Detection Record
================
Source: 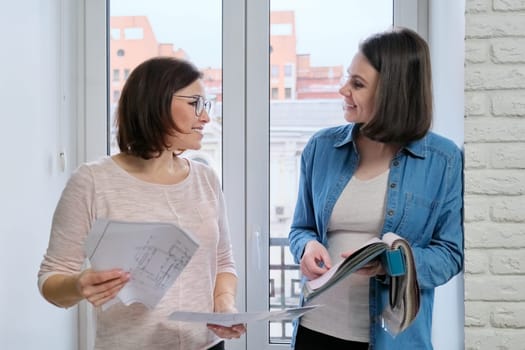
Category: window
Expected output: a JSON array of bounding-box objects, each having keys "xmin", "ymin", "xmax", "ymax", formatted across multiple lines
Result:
[
  {"xmin": 124, "ymin": 27, "xmax": 143, "ymax": 40},
  {"xmin": 267, "ymin": 0, "xmax": 393, "ymax": 343},
  {"xmin": 108, "ymin": 1, "xmax": 223, "ymax": 177},
  {"xmin": 111, "ymin": 28, "xmax": 120, "ymax": 40},
  {"xmin": 112, "ymin": 90, "xmax": 120, "ymax": 103},
  {"xmin": 271, "ymin": 64, "xmax": 280, "ymax": 78},
  {"xmin": 271, "ymin": 23, "xmax": 293, "ymax": 36},
  {"xmin": 284, "ymin": 87, "xmax": 292, "ymax": 99},
  {"xmin": 284, "ymin": 63, "xmax": 293, "ymax": 77},
  {"xmin": 271, "ymin": 87, "xmax": 279, "ymax": 100},
  {"xmin": 83, "ymin": 1, "xmax": 432, "ymax": 350}
]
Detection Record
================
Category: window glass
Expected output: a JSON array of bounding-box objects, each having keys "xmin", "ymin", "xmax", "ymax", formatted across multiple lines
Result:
[
  {"xmin": 109, "ymin": 0, "xmax": 223, "ymax": 178},
  {"xmin": 268, "ymin": 0, "xmax": 393, "ymax": 343}
]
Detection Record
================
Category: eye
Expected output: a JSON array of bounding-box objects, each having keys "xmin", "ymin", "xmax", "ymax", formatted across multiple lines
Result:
[{"xmin": 350, "ymin": 80, "xmax": 365, "ymax": 89}]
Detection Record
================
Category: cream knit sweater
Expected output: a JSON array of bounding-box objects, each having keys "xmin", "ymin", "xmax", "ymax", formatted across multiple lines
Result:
[{"xmin": 38, "ymin": 157, "xmax": 236, "ymax": 349}]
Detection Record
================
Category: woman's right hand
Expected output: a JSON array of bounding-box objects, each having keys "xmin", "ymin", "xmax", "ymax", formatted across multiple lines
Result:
[
  {"xmin": 300, "ymin": 241, "xmax": 332, "ymax": 280},
  {"xmin": 75, "ymin": 269, "xmax": 130, "ymax": 307}
]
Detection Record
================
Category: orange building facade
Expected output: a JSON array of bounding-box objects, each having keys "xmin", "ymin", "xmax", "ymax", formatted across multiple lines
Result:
[
  {"xmin": 109, "ymin": 16, "xmax": 188, "ymax": 104},
  {"xmin": 109, "ymin": 13, "xmax": 343, "ymax": 103}
]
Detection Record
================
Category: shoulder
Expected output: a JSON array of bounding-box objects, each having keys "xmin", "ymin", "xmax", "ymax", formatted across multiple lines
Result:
[
  {"xmin": 66, "ymin": 156, "xmax": 115, "ymax": 189},
  {"xmin": 310, "ymin": 124, "xmax": 352, "ymax": 142},
  {"xmin": 425, "ymin": 132, "xmax": 461, "ymax": 151},
  {"xmin": 189, "ymin": 158, "xmax": 217, "ymax": 176},
  {"xmin": 412, "ymin": 132, "xmax": 463, "ymax": 178},
  {"xmin": 188, "ymin": 159, "xmax": 221, "ymax": 186},
  {"xmin": 424, "ymin": 132, "xmax": 463, "ymax": 161},
  {"xmin": 304, "ymin": 124, "xmax": 353, "ymax": 153}
]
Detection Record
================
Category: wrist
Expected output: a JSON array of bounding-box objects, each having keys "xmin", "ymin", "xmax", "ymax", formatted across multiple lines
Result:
[{"xmin": 214, "ymin": 291, "xmax": 235, "ymax": 298}]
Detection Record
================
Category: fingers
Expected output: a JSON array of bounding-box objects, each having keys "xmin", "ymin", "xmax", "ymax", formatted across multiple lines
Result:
[
  {"xmin": 76, "ymin": 269, "xmax": 130, "ymax": 307},
  {"xmin": 87, "ymin": 280, "xmax": 126, "ymax": 306},
  {"xmin": 301, "ymin": 259, "xmax": 327, "ymax": 280},
  {"xmin": 78, "ymin": 269, "xmax": 128, "ymax": 287},
  {"xmin": 318, "ymin": 248, "xmax": 332, "ymax": 270},
  {"xmin": 208, "ymin": 323, "xmax": 246, "ymax": 340},
  {"xmin": 300, "ymin": 241, "xmax": 332, "ymax": 280}
]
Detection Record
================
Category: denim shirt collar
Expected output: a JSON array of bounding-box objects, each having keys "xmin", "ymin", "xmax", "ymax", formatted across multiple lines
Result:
[{"xmin": 333, "ymin": 123, "xmax": 427, "ymax": 159}]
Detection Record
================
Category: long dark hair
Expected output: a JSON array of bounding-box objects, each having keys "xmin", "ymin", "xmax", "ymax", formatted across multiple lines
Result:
[{"xmin": 359, "ymin": 27, "xmax": 433, "ymax": 143}]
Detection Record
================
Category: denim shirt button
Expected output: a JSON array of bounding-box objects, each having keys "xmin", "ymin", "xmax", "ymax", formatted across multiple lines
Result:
[
  {"xmin": 393, "ymin": 160, "xmax": 399, "ymax": 166},
  {"xmin": 387, "ymin": 209, "xmax": 394, "ymax": 216},
  {"xmin": 390, "ymin": 183, "xmax": 396, "ymax": 188}
]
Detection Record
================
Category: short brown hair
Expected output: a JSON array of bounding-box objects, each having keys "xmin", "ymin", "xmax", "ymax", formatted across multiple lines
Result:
[
  {"xmin": 116, "ymin": 57, "xmax": 202, "ymax": 159},
  {"xmin": 359, "ymin": 27, "xmax": 432, "ymax": 143}
]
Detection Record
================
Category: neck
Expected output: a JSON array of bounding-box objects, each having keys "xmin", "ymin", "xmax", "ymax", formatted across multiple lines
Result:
[
  {"xmin": 355, "ymin": 134, "xmax": 400, "ymax": 160},
  {"xmin": 114, "ymin": 150, "xmax": 189, "ymax": 183}
]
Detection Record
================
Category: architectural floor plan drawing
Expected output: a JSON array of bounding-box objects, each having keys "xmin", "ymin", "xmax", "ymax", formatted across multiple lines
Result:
[{"xmin": 85, "ymin": 219, "xmax": 200, "ymax": 310}]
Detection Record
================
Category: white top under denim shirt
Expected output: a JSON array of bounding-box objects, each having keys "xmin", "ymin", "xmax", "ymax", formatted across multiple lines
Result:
[
  {"xmin": 301, "ymin": 170, "xmax": 389, "ymax": 342},
  {"xmin": 289, "ymin": 123, "xmax": 464, "ymax": 350}
]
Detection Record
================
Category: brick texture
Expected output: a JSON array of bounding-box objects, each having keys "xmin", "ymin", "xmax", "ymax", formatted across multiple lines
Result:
[{"xmin": 465, "ymin": 0, "xmax": 525, "ymax": 348}]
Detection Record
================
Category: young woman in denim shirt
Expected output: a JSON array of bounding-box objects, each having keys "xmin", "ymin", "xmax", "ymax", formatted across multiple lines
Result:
[{"xmin": 289, "ymin": 27, "xmax": 463, "ymax": 350}]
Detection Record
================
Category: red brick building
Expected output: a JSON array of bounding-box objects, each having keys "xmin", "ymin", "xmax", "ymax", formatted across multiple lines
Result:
[{"xmin": 109, "ymin": 13, "xmax": 343, "ymax": 103}]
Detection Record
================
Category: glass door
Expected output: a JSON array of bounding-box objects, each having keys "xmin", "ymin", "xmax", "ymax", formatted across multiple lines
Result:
[{"xmin": 267, "ymin": 1, "xmax": 393, "ymax": 344}]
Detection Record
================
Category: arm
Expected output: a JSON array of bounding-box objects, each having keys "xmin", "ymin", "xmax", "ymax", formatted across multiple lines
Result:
[
  {"xmin": 38, "ymin": 164, "xmax": 129, "ymax": 308},
  {"xmin": 212, "ymin": 272, "xmax": 238, "ymax": 313},
  {"xmin": 208, "ymin": 272, "xmax": 245, "ymax": 339},
  {"xmin": 288, "ymin": 141, "xmax": 319, "ymax": 264},
  {"xmin": 42, "ymin": 269, "xmax": 129, "ymax": 308},
  {"xmin": 289, "ymin": 140, "xmax": 332, "ymax": 279},
  {"xmin": 41, "ymin": 274, "xmax": 81, "ymax": 308},
  {"xmin": 212, "ymin": 181, "xmax": 238, "ymax": 307},
  {"xmin": 413, "ymin": 148, "xmax": 464, "ymax": 289},
  {"xmin": 206, "ymin": 176, "xmax": 246, "ymax": 339}
]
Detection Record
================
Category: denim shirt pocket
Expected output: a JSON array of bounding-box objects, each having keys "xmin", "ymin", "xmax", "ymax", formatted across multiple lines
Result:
[{"xmin": 396, "ymin": 192, "xmax": 441, "ymax": 246}]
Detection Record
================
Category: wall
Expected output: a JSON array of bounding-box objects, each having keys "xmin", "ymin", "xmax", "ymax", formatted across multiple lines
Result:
[
  {"xmin": 0, "ymin": 0, "xmax": 78, "ymax": 349},
  {"xmin": 464, "ymin": 0, "xmax": 525, "ymax": 349}
]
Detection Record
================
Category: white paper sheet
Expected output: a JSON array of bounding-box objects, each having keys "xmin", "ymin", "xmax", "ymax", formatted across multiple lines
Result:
[
  {"xmin": 84, "ymin": 219, "xmax": 199, "ymax": 310},
  {"xmin": 168, "ymin": 305, "xmax": 321, "ymax": 327}
]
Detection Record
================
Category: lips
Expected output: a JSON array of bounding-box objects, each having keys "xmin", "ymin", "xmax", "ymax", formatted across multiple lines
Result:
[{"xmin": 342, "ymin": 102, "xmax": 357, "ymax": 110}]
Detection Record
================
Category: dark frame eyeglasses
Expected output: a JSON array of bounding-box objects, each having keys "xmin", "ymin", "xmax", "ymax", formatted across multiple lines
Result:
[{"xmin": 173, "ymin": 94, "xmax": 212, "ymax": 118}]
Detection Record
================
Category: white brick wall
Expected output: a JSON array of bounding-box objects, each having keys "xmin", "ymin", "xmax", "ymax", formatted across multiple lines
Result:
[{"xmin": 465, "ymin": 0, "xmax": 525, "ymax": 349}]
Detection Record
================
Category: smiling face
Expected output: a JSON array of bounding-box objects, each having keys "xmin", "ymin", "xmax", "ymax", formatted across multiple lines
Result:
[
  {"xmin": 339, "ymin": 52, "xmax": 380, "ymax": 125},
  {"xmin": 168, "ymin": 79, "xmax": 210, "ymax": 151}
]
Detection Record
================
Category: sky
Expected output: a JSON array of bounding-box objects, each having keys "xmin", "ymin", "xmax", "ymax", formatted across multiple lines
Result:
[{"xmin": 111, "ymin": 0, "xmax": 392, "ymax": 69}]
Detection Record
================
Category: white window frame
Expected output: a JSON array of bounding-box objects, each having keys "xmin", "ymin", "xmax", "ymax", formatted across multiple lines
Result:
[
  {"xmin": 80, "ymin": 1, "xmax": 428, "ymax": 350},
  {"xmin": 243, "ymin": 1, "xmax": 427, "ymax": 349}
]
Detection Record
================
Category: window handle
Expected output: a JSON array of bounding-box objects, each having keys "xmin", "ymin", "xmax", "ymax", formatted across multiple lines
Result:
[{"xmin": 252, "ymin": 225, "xmax": 262, "ymax": 271}]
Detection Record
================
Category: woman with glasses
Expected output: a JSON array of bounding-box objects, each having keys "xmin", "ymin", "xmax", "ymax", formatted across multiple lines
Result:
[
  {"xmin": 38, "ymin": 57, "xmax": 245, "ymax": 349},
  {"xmin": 289, "ymin": 27, "xmax": 463, "ymax": 350}
]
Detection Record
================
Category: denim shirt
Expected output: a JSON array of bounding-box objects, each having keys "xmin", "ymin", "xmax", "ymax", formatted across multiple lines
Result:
[{"xmin": 289, "ymin": 124, "xmax": 463, "ymax": 349}]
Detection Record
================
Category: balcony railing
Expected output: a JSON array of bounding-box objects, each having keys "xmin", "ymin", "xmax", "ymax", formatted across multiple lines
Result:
[{"xmin": 269, "ymin": 237, "xmax": 301, "ymax": 343}]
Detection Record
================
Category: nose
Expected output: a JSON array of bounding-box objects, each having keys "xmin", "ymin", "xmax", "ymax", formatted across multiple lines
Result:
[
  {"xmin": 339, "ymin": 83, "xmax": 351, "ymax": 97},
  {"xmin": 199, "ymin": 110, "xmax": 211, "ymax": 123}
]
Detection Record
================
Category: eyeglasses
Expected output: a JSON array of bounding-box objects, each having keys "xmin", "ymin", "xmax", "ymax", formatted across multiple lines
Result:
[{"xmin": 173, "ymin": 94, "xmax": 212, "ymax": 118}]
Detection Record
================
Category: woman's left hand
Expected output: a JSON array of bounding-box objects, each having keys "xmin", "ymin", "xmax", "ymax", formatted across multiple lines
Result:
[
  {"xmin": 207, "ymin": 323, "xmax": 246, "ymax": 340},
  {"xmin": 207, "ymin": 293, "xmax": 246, "ymax": 339}
]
